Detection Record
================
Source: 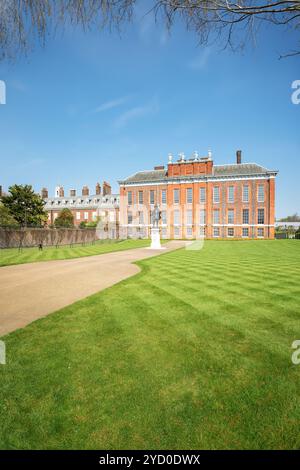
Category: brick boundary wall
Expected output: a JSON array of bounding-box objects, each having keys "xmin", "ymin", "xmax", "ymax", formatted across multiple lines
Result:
[{"xmin": 0, "ymin": 227, "xmax": 97, "ymax": 249}]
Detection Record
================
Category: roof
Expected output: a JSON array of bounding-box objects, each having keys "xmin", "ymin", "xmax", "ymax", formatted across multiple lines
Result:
[
  {"xmin": 119, "ymin": 163, "xmax": 277, "ymax": 184},
  {"xmin": 120, "ymin": 169, "xmax": 167, "ymax": 184},
  {"xmin": 44, "ymin": 193, "xmax": 120, "ymax": 210}
]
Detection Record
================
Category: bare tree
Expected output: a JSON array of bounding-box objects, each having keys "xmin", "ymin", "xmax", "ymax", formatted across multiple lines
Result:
[{"xmin": 0, "ymin": 1, "xmax": 299, "ymax": 60}]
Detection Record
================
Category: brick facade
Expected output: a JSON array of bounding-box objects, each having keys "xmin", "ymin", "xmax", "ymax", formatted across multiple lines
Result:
[{"xmin": 118, "ymin": 151, "xmax": 278, "ymax": 239}]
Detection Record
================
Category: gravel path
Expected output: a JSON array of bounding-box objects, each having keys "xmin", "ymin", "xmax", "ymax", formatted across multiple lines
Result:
[{"xmin": 0, "ymin": 241, "xmax": 185, "ymax": 336}]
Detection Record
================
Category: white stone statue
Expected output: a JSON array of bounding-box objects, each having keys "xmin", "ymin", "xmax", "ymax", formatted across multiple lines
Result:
[{"xmin": 149, "ymin": 204, "xmax": 164, "ymax": 250}]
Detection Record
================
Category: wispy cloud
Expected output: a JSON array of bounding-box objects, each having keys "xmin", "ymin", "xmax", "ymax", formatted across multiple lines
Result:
[
  {"xmin": 93, "ymin": 96, "xmax": 130, "ymax": 113},
  {"xmin": 188, "ymin": 48, "xmax": 211, "ymax": 70},
  {"xmin": 114, "ymin": 99, "xmax": 159, "ymax": 129}
]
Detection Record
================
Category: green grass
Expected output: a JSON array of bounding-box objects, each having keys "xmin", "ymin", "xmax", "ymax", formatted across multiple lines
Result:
[
  {"xmin": 0, "ymin": 239, "xmax": 153, "ymax": 267},
  {"xmin": 0, "ymin": 240, "xmax": 299, "ymax": 449}
]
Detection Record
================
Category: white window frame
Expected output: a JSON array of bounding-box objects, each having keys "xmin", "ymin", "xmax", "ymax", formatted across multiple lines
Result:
[
  {"xmin": 213, "ymin": 227, "xmax": 220, "ymax": 238},
  {"xmin": 242, "ymin": 209, "xmax": 249, "ymax": 225},
  {"xmin": 199, "ymin": 187, "xmax": 206, "ymax": 204},
  {"xmin": 138, "ymin": 211, "xmax": 144, "ymax": 225},
  {"xmin": 257, "ymin": 184, "xmax": 265, "ymax": 203},
  {"xmin": 174, "ymin": 226, "xmax": 180, "ymax": 238},
  {"xmin": 174, "ymin": 209, "xmax": 180, "ymax": 226},
  {"xmin": 228, "ymin": 186, "xmax": 234, "ymax": 203},
  {"xmin": 173, "ymin": 188, "xmax": 179, "ymax": 204},
  {"xmin": 138, "ymin": 191, "xmax": 143, "ymax": 205},
  {"xmin": 228, "ymin": 209, "xmax": 234, "ymax": 225},
  {"xmin": 213, "ymin": 209, "xmax": 220, "ymax": 225},
  {"xmin": 161, "ymin": 210, "xmax": 167, "ymax": 225},
  {"xmin": 186, "ymin": 188, "xmax": 193, "ymax": 204},
  {"xmin": 186, "ymin": 209, "xmax": 193, "ymax": 225},
  {"xmin": 150, "ymin": 190, "xmax": 155, "ymax": 205},
  {"xmin": 258, "ymin": 208, "xmax": 265, "ymax": 225},
  {"xmin": 199, "ymin": 209, "xmax": 206, "ymax": 225},
  {"xmin": 128, "ymin": 191, "xmax": 132, "ymax": 206},
  {"xmin": 228, "ymin": 227, "xmax": 234, "ymax": 238},
  {"xmin": 213, "ymin": 186, "xmax": 220, "ymax": 203},
  {"xmin": 186, "ymin": 227, "xmax": 193, "ymax": 238},
  {"xmin": 199, "ymin": 227, "xmax": 206, "ymax": 237},
  {"xmin": 257, "ymin": 227, "xmax": 264, "ymax": 238},
  {"xmin": 243, "ymin": 185, "xmax": 249, "ymax": 203}
]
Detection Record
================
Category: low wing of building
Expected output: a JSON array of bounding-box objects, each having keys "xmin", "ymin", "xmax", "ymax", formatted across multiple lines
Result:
[{"xmin": 42, "ymin": 183, "xmax": 119, "ymax": 229}]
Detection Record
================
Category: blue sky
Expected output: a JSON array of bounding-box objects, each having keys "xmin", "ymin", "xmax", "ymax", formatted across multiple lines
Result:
[{"xmin": 0, "ymin": 9, "xmax": 299, "ymax": 218}]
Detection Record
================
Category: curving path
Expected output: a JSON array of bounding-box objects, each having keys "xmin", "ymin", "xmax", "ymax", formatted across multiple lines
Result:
[{"xmin": 0, "ymin": 241, "xmax": 186, "ymax": 336}]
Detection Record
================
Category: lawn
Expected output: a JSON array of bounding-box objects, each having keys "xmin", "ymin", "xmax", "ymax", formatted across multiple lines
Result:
[
  {"xmin": 0, "ymin": 239, "xmax": 153, "ymax": 267},
  {"xmin": 0, "ymin": 240, "xmax": 299, "ymax": 449}
]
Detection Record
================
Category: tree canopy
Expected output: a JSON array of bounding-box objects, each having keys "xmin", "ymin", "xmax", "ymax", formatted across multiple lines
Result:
[
  {"xmin": 0, "ymin": 204, "xmax": 18, "ymax": 227},
  {"xmin": 54, "ymin": 208, "xmax": 74, "ymax": 228},
  {"xmin": 0, "ymin": 1, "xmax": 299, "ymax": 61},
  {"xmin": 1, "ymin": 184, "xmax": 47, "ymax": 226},
  {"xmin": 279, "ymin": 213, "xmax": 300, "ymax": 222}
]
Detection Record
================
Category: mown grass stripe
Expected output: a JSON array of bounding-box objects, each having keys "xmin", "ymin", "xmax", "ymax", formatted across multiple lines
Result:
[{"xmin": 0, "ymin": 240, "xmax": 299, "ymax": 449}]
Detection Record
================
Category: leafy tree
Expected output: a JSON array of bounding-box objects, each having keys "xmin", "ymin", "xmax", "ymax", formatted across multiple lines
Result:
[
  {"xmin": 85, "ymin": 217, "xmax": 101, "ymax": 228},
  {"xmin": 1, "ymin": 184, "xmax": 47, "ymax": 226},
  {"xmin": 279, "ymin": 213, "xmax": 300, "ymax": 222},
  {"xmin": 54, "ymin": 208, "xmax": 74, "ymax": 228},
  {"xmin": 0, "ymin": 1, "xmax": 299, "ymax": 61},
  {"xmin": 0, "ymin": 204, "xmax": 18, "ymax": 226}
]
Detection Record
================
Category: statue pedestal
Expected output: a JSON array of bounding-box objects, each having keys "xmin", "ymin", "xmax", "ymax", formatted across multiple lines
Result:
[{"xmin": 149, "ymin": 227, "xmax": 165, "ymax": 250}]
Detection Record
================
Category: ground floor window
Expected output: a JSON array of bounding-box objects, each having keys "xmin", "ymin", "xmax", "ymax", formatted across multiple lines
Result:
[
  {"xmin": 161, "ymin": 228, "xmax": 167, "ymax": 239},
  {"xmin": 76, "ymin": 212, "xmax": 80, "ymax": 220},
  {"xmin": 84, "ymin": 212, "xmax": 89, "ymax": 220},
  {"xmin": 242, "ymin": 227, "xmax": 249, "ymax": 237},
  {"xmin": 228, "ymin": 228, "xmax": 234, "ymax": 237},
  {"xmin": 199, "ymin": 227, "xmax": 206, "ymax": 237},
  {"xmin": 257, "ymin": 227, "xmax": 264, "ymax": 238},
  {"xmin": 258, "ymin": 208, "xmax": 265, "ymax": 225},
  {"xmin": 186, "ymin": 227, "xmax": 193, "ymax": 238},
  {"xmin": 213, "ymin": 227, "xmax": 220, "ymax": 238},
  {"xmin": 174, "ymin": 227, "xmax": 180, "ymax": 238}
]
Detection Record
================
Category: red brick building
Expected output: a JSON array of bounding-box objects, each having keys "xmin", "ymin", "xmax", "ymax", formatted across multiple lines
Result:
[
  {"xmin": 42, "ymin": 182, "xmax": 119, "ymax": 232},
  {"xmin": 118, "ymin": 151, "xmax": 278, "ymax": 239}
]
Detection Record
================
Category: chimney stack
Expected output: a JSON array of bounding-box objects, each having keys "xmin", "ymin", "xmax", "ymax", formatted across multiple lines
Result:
[
  {"xmin": 70, "ymin": 189, "xmax": 76, "ymax": 197},
  {"xmin": 102, "ymin": 181, "xmax": 111, "ymax": 196},
  {"xmin": 95, "ymin": 182, "xmax": 101, "ymax": 195},
  {"xmin": 82, "ymin": 185, "xmax": 89, "ymax": 196},
  {"xmin": 55, "ymin": 185, "xmax": 64, "ymax": 197},
  {"xmin": 236, "ymin": 150, "xmax": 242, "ymax": 165},
  {"xmin": 41, "ymin": 187, "xmax": 48, "ymax": 199}
]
